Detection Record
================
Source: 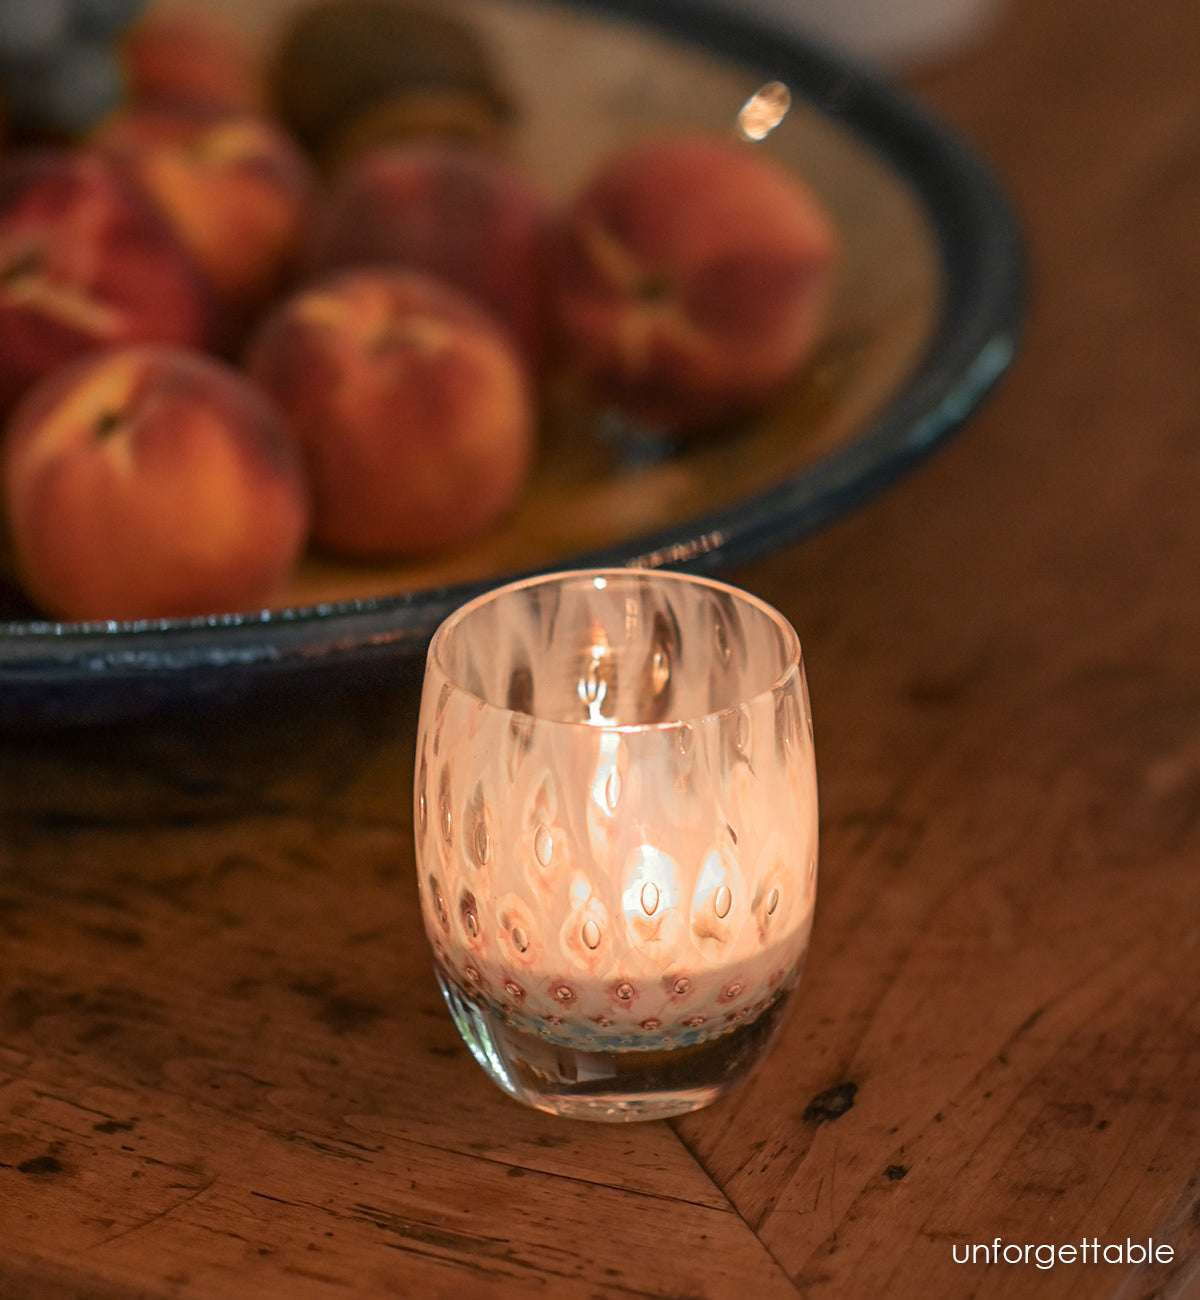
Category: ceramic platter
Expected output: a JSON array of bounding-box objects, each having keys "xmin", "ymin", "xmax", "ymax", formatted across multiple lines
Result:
[{"xmin": 0, "ymin": 0, "xmax": 1024, "ymax": 727}]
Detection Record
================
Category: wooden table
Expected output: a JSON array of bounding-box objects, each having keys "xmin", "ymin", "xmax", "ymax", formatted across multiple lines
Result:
[{"xmin": 3, "ymin": 0, "xmax": 1199, "ymax": 1294}]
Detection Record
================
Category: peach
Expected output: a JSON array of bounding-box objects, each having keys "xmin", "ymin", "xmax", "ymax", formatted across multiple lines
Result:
[
  {"xmin": 551, "ymin": 131, "xmax": 841, "ymax": 432},
  {"xmin": 119, "ymin": 3, "xmax": 264, "ymax": 114},
  {"xmin": 1, "ymin": 343, "xmax": 311, "ymax": 622},
  {"xmin": 268, "ymin": 0, "xmax": 514, "ymax": 169},
  {"xmin": 304, "ymin": 142, "xmax": 554, "ymax": 376},
  {"xmin": 0, "ymin": 147, "xmax": 217, "ymax": 412},
  {"xmin": 244, "ymin": 266, "xmax": 535, "ymax": 559},
  {"xmin": 93, "ymin": 103, "xmax": 316, "ymax": 336}
]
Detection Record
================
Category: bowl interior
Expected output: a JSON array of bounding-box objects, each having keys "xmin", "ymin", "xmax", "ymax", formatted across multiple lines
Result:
[{"xmin": 0, "ymin": 0, "xmax": 939, "ymax": 622}]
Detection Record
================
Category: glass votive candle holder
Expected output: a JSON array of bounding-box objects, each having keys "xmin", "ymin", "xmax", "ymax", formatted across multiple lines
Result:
[{"xmin": 413, "ymin": 568, "xmax": 818, "ymax": 1121}]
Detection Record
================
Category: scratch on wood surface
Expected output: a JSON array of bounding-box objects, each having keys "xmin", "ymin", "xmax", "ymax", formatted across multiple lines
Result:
[
  {"xmin": 352, "ymin": 1201, "xmax": 525, "ymax": 1261},
  {"xmin": 829, "ymin": 1141, "xmax": 838, "ymax": 1248},
  {"xmin": 248, "ymin": 1190, "xmax": 528, "ymax": 1266},
  {"xmin": 93, "ymin": 1178, "xmax": 218, "ymax": 1247},
  {"xmin": 251, "ymin": 1190, "xmax": 710, "ymax": 1294}
]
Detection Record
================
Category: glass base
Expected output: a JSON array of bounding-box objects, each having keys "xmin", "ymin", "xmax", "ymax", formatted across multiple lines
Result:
[{"xmin": 437, "ymin": 972, "xmax": 793, "ymax": 1122}]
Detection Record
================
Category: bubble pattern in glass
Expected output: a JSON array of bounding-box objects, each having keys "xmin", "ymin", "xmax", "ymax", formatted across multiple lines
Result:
[{"xmin": 414, "ymin": 569, "xmax": 818, "ymax": 1061}]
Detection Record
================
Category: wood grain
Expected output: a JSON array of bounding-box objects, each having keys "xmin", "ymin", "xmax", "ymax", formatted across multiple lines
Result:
[
  {"xmin": 0, "ymin": 810, "xmax": 796, "ymax": 1298},
  {"xmin": 3, "ymin": 0, "xmax": 1200, "ymax": 1295}
]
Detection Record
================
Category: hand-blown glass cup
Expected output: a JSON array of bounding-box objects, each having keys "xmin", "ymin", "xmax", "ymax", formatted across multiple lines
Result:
[{"xmin": 413, "ymin": 568, "xmax": 818, "ymax": 1121}]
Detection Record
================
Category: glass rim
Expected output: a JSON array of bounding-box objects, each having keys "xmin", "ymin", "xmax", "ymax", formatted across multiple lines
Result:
[{"xmin": 426, "ymin": 566, "xmax": 804, "ymax": 732}]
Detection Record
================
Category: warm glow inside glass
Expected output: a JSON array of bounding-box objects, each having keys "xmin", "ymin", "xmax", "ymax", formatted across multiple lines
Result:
[{"xmin": 413, "ymin": 568, "xmax": 818, "ymax": 1121}]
